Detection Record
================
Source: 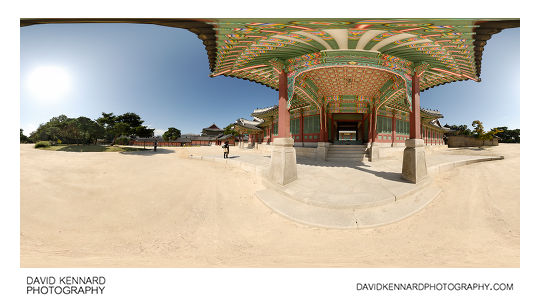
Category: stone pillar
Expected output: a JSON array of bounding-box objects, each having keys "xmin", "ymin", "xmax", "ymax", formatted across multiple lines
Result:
[
  {"xmin": 316, "ymin": 142, "xmax": 330, "ymax": 161},
  {"xmin": 402, "ymin": 138, "xmax": 428, "ymax": 183},
  {"xmin": 277, "ymin": 69, "xmax": 290, "ymax": 138},
  {"xmin": 268, "ymin": 137, "xmax": 297, "ymax": 185},
  {"xmin": 402, "ymin": 71, "xmax": 427, "ymax": 183}
]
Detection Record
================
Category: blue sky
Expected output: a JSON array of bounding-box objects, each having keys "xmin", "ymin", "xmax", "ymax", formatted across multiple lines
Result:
[{"xmin": 20, "ymin": 23, "xmax": 519, "ymax": 136}]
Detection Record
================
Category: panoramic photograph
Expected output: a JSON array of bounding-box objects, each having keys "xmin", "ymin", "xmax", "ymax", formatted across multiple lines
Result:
[{"xmin": 20, "ymin": 18, "xmax": 519, "ymax": 269}]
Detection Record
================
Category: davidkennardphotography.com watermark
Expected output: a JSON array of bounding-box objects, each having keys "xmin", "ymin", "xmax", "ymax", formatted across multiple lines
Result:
[
  {"xmin": 356, "ymin": 282, "xmax": 514, "ymax": 292},
  {"xmin": 26, "ymin": 276, "xmax": 106, "ymax": 295}
]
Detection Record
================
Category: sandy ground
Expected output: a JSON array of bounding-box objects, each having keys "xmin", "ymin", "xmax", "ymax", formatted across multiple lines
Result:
[{"xmin": 20, "ymin": 144, "xmax": 519, "ymax": 267}]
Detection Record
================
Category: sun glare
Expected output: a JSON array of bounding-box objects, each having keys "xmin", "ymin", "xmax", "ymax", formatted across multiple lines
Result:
[{"xmin": 27, "ymin": 66, "xmax": 71, "ymax": 102}]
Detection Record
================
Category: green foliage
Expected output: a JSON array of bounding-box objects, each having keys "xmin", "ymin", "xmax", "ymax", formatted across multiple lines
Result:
[
  {"xmin": 30, "ymin": 114, "xmax": 105, "ymax": 144},
  {"xmin": 493, "ymin": 127, "xmax": 520, "ymax": 143},
  {"xmin": 34, "ymin": 141, "xmax": 51, "ymax": 148},
  {"xmin": 444, "ymin": 124, "xmax": 472, "ymax": 136},
  {"xmin": 115, "ymin": 137, "xmax": 131, "ymax": 145},
  {"xmin": 223, "ymin": 123, "xmax": 240, "ymax": 137},
  {"xmin": 471, "ymin": 120, "xmax": 484, "ymax": 137},
  {"xmin": 446, "ymin": 122, "xmax": 519, "ymax": 143},
  {"xmin": 29, "ymin": 112, "xmax": 154, "ymax": 146},
  {"xmin": 162, "ymin": 127, "xmax": 181, "ymax": 141},
  {"xmin": 97, "ymin": 112, "xmax": 154, "ymax": 145},
  {"xmin": 41, "ymin": 144, "xmax": 148, "ymax": 152},
  {"xmin": 134, "ymin": 126, "xmax": 154, "ymax": 139},
  {"xmin": 20, "ymin": 129, "xmax": 31, "ymax": 143},
  {"xmin": 471, "ymin": 120, "xmax": 503, "ymax": 141}
]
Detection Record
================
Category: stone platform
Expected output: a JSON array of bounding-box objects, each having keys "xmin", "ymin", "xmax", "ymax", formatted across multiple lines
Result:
[{"xmin": 187, "ymin": 147, "xmax": 503, "ymax": 228}]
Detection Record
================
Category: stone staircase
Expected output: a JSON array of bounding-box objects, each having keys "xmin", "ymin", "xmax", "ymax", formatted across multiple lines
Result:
[{"xmin": 326, "ymin": 144, "xmax": 368, "ymax": 162}]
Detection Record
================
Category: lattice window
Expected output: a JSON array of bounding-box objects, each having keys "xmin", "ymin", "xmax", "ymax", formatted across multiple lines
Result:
[
  {"xmin": 303, "ymin": 115, "xmax": 320, "ymax": 134},
  {"xmin": 396, "ymin": 119, "xmax": 410, "ymax": 135},
  {"xmin": 377, "ymin": 116, "xmax": 392, "ymax": 134},
  {"xmin": 290, "ymin": 118, "xmax": 300, "ymax": 135}
]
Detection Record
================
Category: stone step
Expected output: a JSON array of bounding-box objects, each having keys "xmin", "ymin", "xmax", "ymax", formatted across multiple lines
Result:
[
  {"xmin": 326, "ymin": 157, "xmax": 367, "ymax": 162},
  {"xmin": 329, "ymin": 144, "xmax": 367, "ymax": 148},
  {"xmin": 255, "ymin": 184, "xmax": 442, "ymax": 229},
  {"xmin": 327, "ymin": 149, "xmax": 367, "ymax": 154},
  {"xmin": 327, "ymin": 153, "xmax": 367, "ymax": 158}
]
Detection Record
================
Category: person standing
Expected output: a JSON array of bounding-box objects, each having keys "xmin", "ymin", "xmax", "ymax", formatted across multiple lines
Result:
[
  {"xmin": 222, "ymin": 141, "xmax": 230, "ymax": 158},
  {"xmin": 153, "ymin": 140, "xmax": 157, "ymax": 152}
]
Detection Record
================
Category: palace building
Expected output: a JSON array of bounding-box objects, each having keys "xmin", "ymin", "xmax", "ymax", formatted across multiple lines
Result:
[
  {"xmin": 21, "ymin": 18, "xmax": 519, "ymax": 183},
  {"xmin": 234, "ymin": 104, "xmax": 449, "ymax": 148}
]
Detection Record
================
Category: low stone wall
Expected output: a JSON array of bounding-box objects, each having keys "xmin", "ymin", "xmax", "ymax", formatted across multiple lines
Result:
[
  {"xmin": 294, "ymin": 146, "xmax": 317, "ymax": 159},
  {"xmin": 236, "ymin": 141, "xmax": 447, "ymax": 161},
  {"xmin": 239, "ymin": 142, "xmax": 317, "ymax": 159},
  {"xmin": 375, "ymin": 143, "xmax": 448, "ymax": 159},
  {"xmin": 448, "ymin": 136, "xmax": 499, "ymax": 147}
]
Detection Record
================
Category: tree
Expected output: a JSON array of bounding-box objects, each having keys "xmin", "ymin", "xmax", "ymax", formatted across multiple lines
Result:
[
  {"xmin": 96, "ymin": 112, "xmax": 154, "ymax": 145},
  {"xmin": 75, "ymin": 116, "xmax": 105, "ymax": 144},
  {"xmin": 493, "ymin": 127, "xmax": 520, "ymax": 143},
  {"xmin": 471, "ymin": 120, "xmax": 502, "ymax": 144},
  {"xmin": 134, "ymin": 126, "xmax": 154, "ymax": 139},
  {"xmin": 223, "ymin": 123, "xmax": 240, "ymax": 136},
  {"xmin": 20, "ymin": 129, "xmax": 30, "ymax": 143},
  {"xmin": 444, "ymin": 124, "xmax": 472, "ymax": 136},
  {"xmin": 97, "ymin": 112, "xmax": 119, "ymax": 143},
  {"xmin": 471, "ymin": 120, "xmax": 484, "ymax": 137},
  {"xmin": 162, "ymin": 127, "xmax": 181, "ymax": 141}
]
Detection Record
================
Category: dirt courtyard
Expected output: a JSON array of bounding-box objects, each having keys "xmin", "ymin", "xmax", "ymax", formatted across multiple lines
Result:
[{"xmin": 20, "ymin": 144, "xmax": 519, "ymax": 267}]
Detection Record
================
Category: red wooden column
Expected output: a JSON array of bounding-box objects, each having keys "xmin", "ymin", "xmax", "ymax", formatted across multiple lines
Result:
[
  {"xmin": 299, "ymin": 109, "xmax": 304, "ymax": 144},
  {"xmin": 277, "ymin": 69, "xmax": 291, "ymax": 138},
  {"xmin": 367, "ymin": 112, "xmax": 373, "ymax": 143},
  {"xmin": 409, "ymin": 72, "xmax": 421, "ymax": 139},
  {"xmin": 391, "ymin": 112, "xmax": 396, "ymax": 145},
  {"xmin": 319, "ymin": 105, "xmax": 327, "ymax": 142},
  {"xmin": 371, "ymin": 105, "xmax": 378, "ymax": 142}
]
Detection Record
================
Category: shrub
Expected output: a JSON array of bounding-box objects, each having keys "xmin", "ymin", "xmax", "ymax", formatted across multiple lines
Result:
[
  {"xmin": 115, "ymin": 137, "xmax": 131, "ymax": 145},
  {"xmin": 35, "ymin": 141, "xmax": 51, "ymax": 148}
]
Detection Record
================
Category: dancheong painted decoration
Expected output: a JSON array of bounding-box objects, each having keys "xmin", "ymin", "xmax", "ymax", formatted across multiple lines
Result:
[{"xmin": 21, "ymin": 18, "xmax": 519, "ymax": 148}]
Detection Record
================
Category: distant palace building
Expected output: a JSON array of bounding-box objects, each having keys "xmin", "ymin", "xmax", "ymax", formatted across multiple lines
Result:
[
  {"xmin": 130, "ymin": 123, "xmax": 238, "ymax": 147},
  {"xmin": 234, "ymin": 104, "xmax": 450, "ymax": 148}
]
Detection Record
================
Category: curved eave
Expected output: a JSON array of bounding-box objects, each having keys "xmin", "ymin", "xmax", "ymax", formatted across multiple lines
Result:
[
  {"xmin": 251, "ymin": 107, "xmax": 279, "ymax": 119},
  {"xmin": 233, "ymin": 124, "xmax": 263, "ymax": 134},
  {"xmin": 20, "ymin": 18, "xmax": 219, "ymax": 72},
  {"xmin": 420, "ymin": 78, "xmax": 468, "ymax": 92},
  {"xmin": 222, "ymin": 73, "xmax": 278, "ymax": 91},
  {"xmin": 473, "ymin": 19, "xmax": 520, "ymax": 77},
  {"xmin": 21, "ymin": 18, "xmax": 520, "ymax": 91}
]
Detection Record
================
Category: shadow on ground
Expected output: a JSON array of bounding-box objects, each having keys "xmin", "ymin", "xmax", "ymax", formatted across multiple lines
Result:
[
  {"xmin": 47, "ymin": 145, "xmax": 155, "ymax": 153},
  {"xmin": 447, "ymin": 146, "xmax": 494, "ymax": 152},
  {"xmin": 120, "ymin": 148, "xmax": 175, "ymax": 156},
  {"xmin": 296, "ymin": 158, "xmax": 406, "ymax": 183}
]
